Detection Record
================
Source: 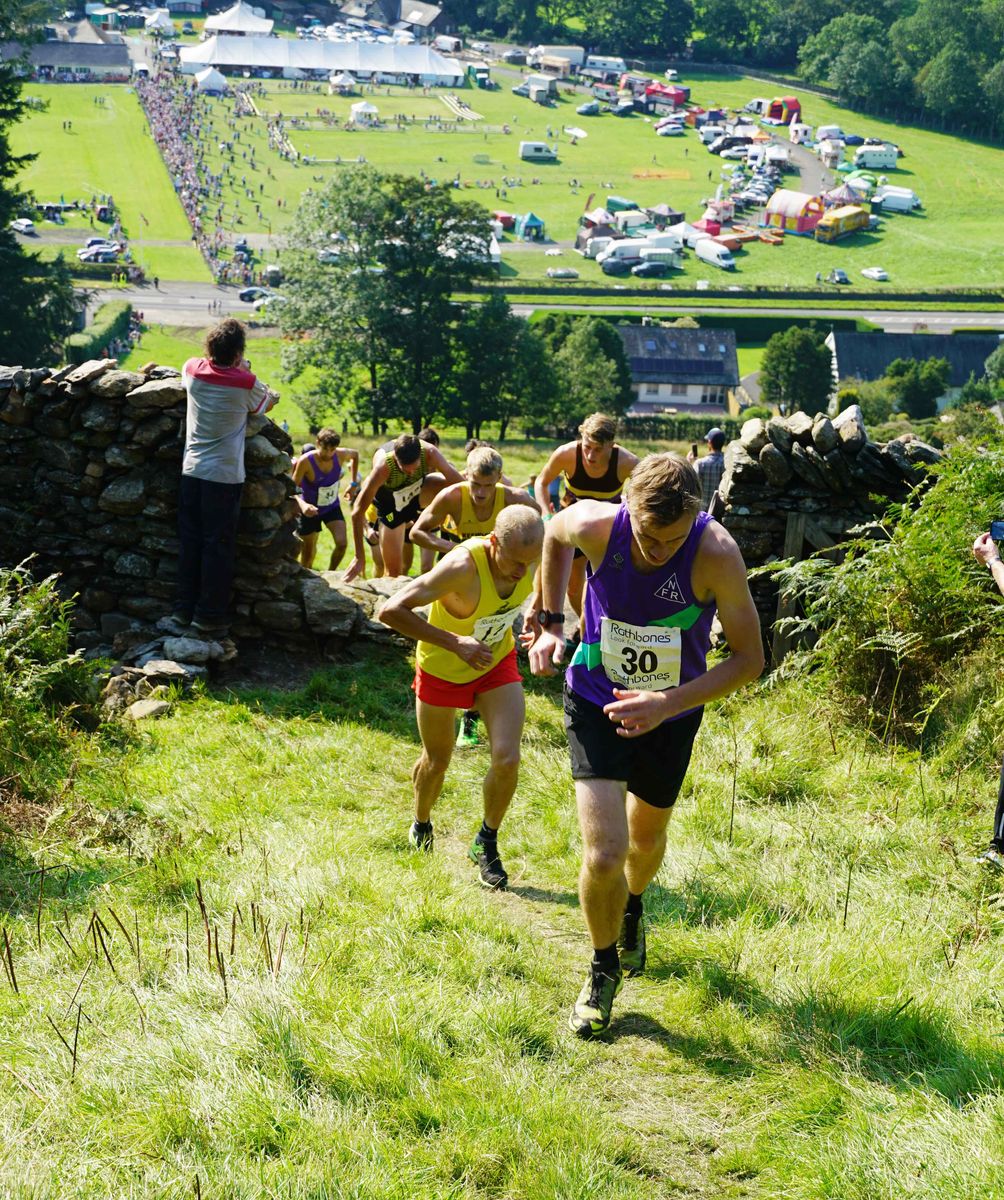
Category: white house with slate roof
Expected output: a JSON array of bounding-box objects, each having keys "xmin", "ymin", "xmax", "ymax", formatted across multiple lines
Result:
[{"xmin": 616, "ymin": 324, "xmax": 739, "ymax": 416}]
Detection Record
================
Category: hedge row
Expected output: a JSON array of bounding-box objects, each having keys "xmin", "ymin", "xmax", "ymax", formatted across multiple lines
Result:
[
  {"xmin": 620, "ymin": 414, "xmax": 743, "ymax": 442},
  {"xmin": 527, "ymin": 310, "xmax": 873, "ymax": 341},
  {"xmin": 63, "ymin": 301, "xmax": 132, "ymax": 365}
]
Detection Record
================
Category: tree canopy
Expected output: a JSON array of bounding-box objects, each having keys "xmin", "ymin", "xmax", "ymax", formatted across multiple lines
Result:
[{"xmin": 759, "ymin": 326, "xmax": 833, "ymax": 416}]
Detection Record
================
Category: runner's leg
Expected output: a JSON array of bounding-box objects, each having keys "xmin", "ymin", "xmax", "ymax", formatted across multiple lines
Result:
[
  {"xmin": 298, "ymin": 531, "xmax": 319, "ymax": 569},
  {"xmin": 576, "ymin": 778, "xmax": 629, "ymax": 950},
  {"xmin": 326, "ymin": 517, "xmax": 348, "ymax": 571},
  {"xmin": 380, "ymin": 521, "xmax": 408, "ymax": 576},
  {"xmin": 476, "ymin": 681, "xmax": 525, "ymax": 829},
  {"xmin": 624, "ymin": 793, "xmax": 673, "ymax": 895},
  {"xmin": 413, "ymin": 699, "xmax": 458, "ymax": 823}
]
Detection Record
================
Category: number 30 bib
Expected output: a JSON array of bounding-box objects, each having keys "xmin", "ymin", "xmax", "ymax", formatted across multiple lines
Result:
[{"xmin": 599, "ymin": 617, "xmax": 681, "ymax": 691}]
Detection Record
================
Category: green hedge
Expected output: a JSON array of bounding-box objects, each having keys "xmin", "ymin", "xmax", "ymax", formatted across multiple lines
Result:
[
  {"xmin": 63, "ymin": 301, "xmax": 132, "ymax": 365},
  {"xmin": 621, "ymin": 414, "xmax": 743, "ymax": 442},
  {"xmin": 528, "ymin": 311, "xmax": 875, "ymax": 339}
]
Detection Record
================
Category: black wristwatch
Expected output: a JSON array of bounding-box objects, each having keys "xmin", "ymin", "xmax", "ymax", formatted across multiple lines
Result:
[{"xmin": 537, "ymin": 609, "xmax": 565, "ymax": 629}]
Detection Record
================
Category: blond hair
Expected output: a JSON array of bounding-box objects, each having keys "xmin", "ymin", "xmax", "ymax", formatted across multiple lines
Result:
[
  {"xmin": 626, "ymin": 453, "xmax": 701, "ymax": 524},
  {"xmin": 579, "ymin": 413, "xmax": 617, "ymax": 444},
  {"xmin": 467, "ymin": 445, "xmax": 503, "ymax": 479},
  {"xmin": 494, "ymin": 504, "xmax": 543, "ymax": 549}
]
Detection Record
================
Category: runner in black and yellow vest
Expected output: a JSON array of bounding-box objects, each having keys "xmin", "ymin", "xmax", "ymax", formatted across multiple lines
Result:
[
  {"xmin": 410, "ymin": 445, "xmax": 539, "ymax": 749},
  {"xmin": 345, "ymin": 433, "xmax": 462, "ymax": 582},
  {"xmin": 379, "ymin": 505, "xmax": 544, "ymax": 891},
  {"xmin": 533, "ymin": 413, "xmax": 639, "ymax": 626}
]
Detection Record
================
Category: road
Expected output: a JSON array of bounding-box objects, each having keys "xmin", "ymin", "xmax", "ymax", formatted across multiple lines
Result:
[{"xmin": 90, "ymin": 280, "xmax": 1004, "ymax": 332}]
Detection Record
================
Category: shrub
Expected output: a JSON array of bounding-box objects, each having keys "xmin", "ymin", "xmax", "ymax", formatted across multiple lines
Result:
[
  {"xmin": 775, "ymin": 445, "xmax": 1004, "ymax": 744},
  {"xmin": 63, "ymin": 301, "xmax": 132, "ymax": 364}
]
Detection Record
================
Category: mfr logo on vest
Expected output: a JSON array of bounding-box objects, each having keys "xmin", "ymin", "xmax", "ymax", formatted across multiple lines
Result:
[{"xmin": 654, "ymin": 574, "xmax": 684, "ymax": 604}]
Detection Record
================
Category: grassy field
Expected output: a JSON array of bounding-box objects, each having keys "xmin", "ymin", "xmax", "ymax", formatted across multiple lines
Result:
[
  {"xmin": 3, "ymin": 652, "xmax": 1004, "ymax": 1195},
  {"xmin": 11, "ymin": 84, "xmax": 210, "ymax": 283}
]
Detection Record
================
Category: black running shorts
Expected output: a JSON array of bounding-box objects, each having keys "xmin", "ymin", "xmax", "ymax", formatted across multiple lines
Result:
[
  {"xmin": 376, "ymin": 492, "xmax": 421, "ymax": 529},
  {"xmin": 298, "ymin": 505, "xmax": 343, "ymax": 536},
  {"xmin": 563, "ymin": 682, "xmax": 703, "ymax": 809}
]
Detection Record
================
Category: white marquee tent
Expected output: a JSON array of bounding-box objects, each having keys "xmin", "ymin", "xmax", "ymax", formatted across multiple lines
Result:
[
  {"xmin": 194, "ymin": 65, "xmax": 228, "ymax": 92},
  {"xmin": 179, "ymin": 36, "xmax": 464, "ymax": 84},
  {"xmin": 144, "ymin": 8, "xmax": 175, "ymax": 33},
  {"xmin": 350, "ymin": 99, "xmax": 379, "ymax": 123},
  {"xmin": 204, "ymin": 2, "xmax": 274, "ymax": 35}
]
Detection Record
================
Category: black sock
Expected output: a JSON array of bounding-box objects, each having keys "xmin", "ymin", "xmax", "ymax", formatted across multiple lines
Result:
[
  {"xmin": 626, "ymin": 892, "xmax": 643, "ymax": 917},
  {"xmin": 477, "ymin": 820, "xmax": 497, "ymax": 845},
  {"xmin": 592, "ymin": 943, "xmax": 619, "ymax": 974},
  {"xmin": 413, "ymin": 820, "xmax": 432, "ymax": 833}
]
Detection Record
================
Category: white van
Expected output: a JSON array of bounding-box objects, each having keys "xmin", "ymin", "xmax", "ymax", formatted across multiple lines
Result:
[
  {"xmin": 643, "ymin": 230, "xmax": 684, "ymax": 250},
  {"xmin": 853, "ymin": 144, "xmax": 898, "ymax": 170},
  {"xmin": 678, "ymin": 223, "xmax": 711, "ymax": 249},
  {"xmin": 694, "ymin": 239, "xmax": 735, "ymax": 270},
  {"xmin": 872, "ymin": 185, "xmax": 921, "ymax": 211},
  {"xmin": 583, "ymin": 236, "xmax": 614, "ymax": 258},
  {"xmin": 596, "ymin": 241, "xmax": 646, "ymax": 264},
  {"xmin": 432, "ymin": 34, "xmax": 462, "ymax": 53},
  {"xmin": 699, "ymin": 124, "xmax": 725, "ymax": 145},
  {"xmin": 518, "ymin": 140, "xmax": 558, "ymax": 162}
]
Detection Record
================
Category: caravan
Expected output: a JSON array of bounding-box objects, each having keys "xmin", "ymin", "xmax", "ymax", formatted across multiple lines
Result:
[{"xmin": 853, "ymin": 143, "xmax": 898, "ymax": 170}]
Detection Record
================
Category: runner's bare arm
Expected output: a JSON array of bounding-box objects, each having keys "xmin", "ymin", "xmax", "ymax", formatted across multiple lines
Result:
[
  {"xmin": 504, "ymin": 485, "xmax": 540, "ymax": 513},
  {"xmin": 427, "ymin": 444, "xmax": 464, "ymax": 484},
  {"xmin": 378, "ymin": 551, "xmax": 493, "ymax": 670},
  {"xmin": 617, "ymin": 447, "xmax": 640, "ymax": 481},
  {"xmin": 409, "ymin": 487, "xmax": 462, "ymax": 554},
  {"xmin": 291, "ymin": 456, "xmax": 317, "ymax": 515},
  {"xmin": 534, "ymin": 444, "xmax": 573, "ymax": 514},
  {"xmin": 345, "ymin": 457, "xmax": 388, "ymax": 581},
  {"xmin": 337, "ymin": 448, "xmax": 360, "ymax": 483},
  {"xmin": 604, "ymin": 528, "xmax": 765, "ymax": 737},
  {"xmin": 528, "ymin": 502, "xmax": 616, "ymax": 675}
]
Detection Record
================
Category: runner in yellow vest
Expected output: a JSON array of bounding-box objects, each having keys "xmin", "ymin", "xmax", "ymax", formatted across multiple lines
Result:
[
  {"xmin": 410, "ymin": 444, "xmax": 539, "ymax": 749},
  {"xmin": 379, "ymin": 505, "xmax": 544, "ymax": 890}
]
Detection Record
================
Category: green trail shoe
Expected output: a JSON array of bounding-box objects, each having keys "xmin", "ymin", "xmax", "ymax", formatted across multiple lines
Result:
[
  {"xmin": 975, "ymin": 846, "xmax": 1004, "ymax": 869},
  {"xmin": 569, "ymin": 964, "xmax": 623, "ymax": 1039},
  {"xmin": 469, "ymin": 837, "xmax": 508, "ymax": 890},
  {"xmin": 618, "ymin": 910, "xmax": 647, "ymax": 978},
  {"xmin": 408, "ymin": 822, "xmax": 434, "ymax": 852},
  {"xmin": 456, "ymin": 711, "xmax": 480, "ymax": 749}
]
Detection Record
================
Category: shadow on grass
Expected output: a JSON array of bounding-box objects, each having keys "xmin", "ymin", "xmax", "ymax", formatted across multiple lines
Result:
[
  {"xmin": 640, "ymin": 946, "xmax": 1004, "ymax": 1105},
  {"xmin": 507, "ymin": 883, "xmax": 579, "ymax": 907},
  {"xmin": 644, "ymin": 877, "xmax": 800, "ymax": 932}
]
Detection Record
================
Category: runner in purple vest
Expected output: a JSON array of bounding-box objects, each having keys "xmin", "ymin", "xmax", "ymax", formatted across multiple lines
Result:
[
  {"xmin": 292, "ymin": 428, "xmax": 360, "ymax": 571},
  {"xmin": 529, "ymin": 453, "xmax": 764, "ymax": 1038}
]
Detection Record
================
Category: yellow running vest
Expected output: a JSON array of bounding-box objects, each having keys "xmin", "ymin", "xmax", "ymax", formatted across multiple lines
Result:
[
  {"xmin": 441, "ymin": 483, "xmax": 507, "ymax": 543},
  {"xmin": 416, "ymin": 538, "xmax": 534, "ymax": 683}
]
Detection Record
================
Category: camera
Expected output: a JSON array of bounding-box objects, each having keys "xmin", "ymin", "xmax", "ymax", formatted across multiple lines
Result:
[{"xmin": 991, "ymin": 519, "xmax": 1004, "ymax": 541}]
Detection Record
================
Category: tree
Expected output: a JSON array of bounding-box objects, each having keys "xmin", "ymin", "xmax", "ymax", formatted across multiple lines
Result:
[
  {"xmin": 917, "ymin": 40, "xmax": 984, "ymax": 123},
  {"xmin": 798, "ymin": 13, "xmax": 885, "ymax": 83},
  {"xmin": 585, "ymin": 0, "xmax": 694, "ymax": 56},
  {"xmin": 950, "ymin": 371, "xmax": 995, "ymax": 409},
  {"xmin": 985, "ymin": 341, "xmax": 1004, "ymax": 385},
  {"xmin": 449, "ymin": 294, "xmax": 558, "ymax": 440},
  {"xmin": 553, "ymin": 321, "xmax": 624, "ymax": 431},
  {"xmin": 535, "ymin": 314, "xmax": 633, "ymax": 413},
  {"xmin": 759, "ymin": 326, "xmax": 833, "ymax": 416},
  {"xmin": 280, "ymin": 167, "xmax": 493, "ymax": 434},
  {"xmin": 884, "ymin": 357, "xmax": 950, "ymax": 419},
  {"xmin": 0, "ymin": 1, "xmax": 79, "ymax": 365}
]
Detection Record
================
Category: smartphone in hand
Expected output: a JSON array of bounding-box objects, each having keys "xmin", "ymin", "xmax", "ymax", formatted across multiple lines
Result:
[{"xmin": 991, "ymin": 519, "xmax": 1004, "ymax": 541}]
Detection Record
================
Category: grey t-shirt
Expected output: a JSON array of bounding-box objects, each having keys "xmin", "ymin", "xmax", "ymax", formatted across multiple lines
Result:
[{"xmin": 182, "ymin": 356, "xmax": 271, "ymax": 485}]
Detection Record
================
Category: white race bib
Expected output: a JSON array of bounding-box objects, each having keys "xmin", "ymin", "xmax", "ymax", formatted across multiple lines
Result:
[
  {"xmin": 393, "ymin": 478, "xmax": 423, "ymax": 511},
  {"xmin": 599, "ymin": 617, "xmax": 680, "ymax": 690},
  {"xmin": 317, "ymin": 483, "xmax": 340, "ymax": 509},
  {"xmin": 473, "ymin": 608, "xmax": 516, "ymax": 647}
]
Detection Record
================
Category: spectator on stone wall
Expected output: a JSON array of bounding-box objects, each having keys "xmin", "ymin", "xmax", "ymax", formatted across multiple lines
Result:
[
  {"xmin": 973, "ymin": 529, "xmax": 1004, "ymax": 868},
  {"xmin": 689, "ymin": 427, "xmax": 727, "ymax": 513},
  {"xmin": 172, "ymin": 319, "xmax": 277, "ymax": 638}
]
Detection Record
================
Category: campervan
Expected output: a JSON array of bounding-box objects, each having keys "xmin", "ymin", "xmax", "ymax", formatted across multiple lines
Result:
[
  {"xmin": 596, "ymin": 241, "xmax": 647, "ymax": 265},
  {"xmin": 817, "ymin": 139, "xmax": 845, "ymax": 169},
  {"xmin": 613, "ymin": 209, "xmax": 650, "ymax": 233},
  {"xmin": 432, "ymin": 34, "xmax": 462, "ymax": 53},
  {"xmin": 743, "ymin": 98, "xmax": 769, "ymax": 116},
  {"xmin": 641, "ymin": 230, "xmax": 684, "ymax": 251},
  {"xmin": 694, "ymin": 239, "xmax": 736, "ymax": 270},
  {"xmin": 816, "ymin": 125, "xmax": 846, "ymax": 143},
  {"xmin": 853, "ymin": 143, "xmax": 898, "ymax": 170},
  {"xmin": 583, "ymin": 236, "xmax": 614, "ymax": 259},
  {"xmin": 699, "ymin": 124, "xmax": 725, "ymax": 145},
  {"xmin": 524, "ymin": 72, "xmax": 557, "ymax": 97},
  {"xmin": 871, "ymin": 185, "xmax": 921, "ymax": 212},
  {"xmin": 518, "ymin": 141, "xmax": 558, "ymax": 162},
  {"xmin": 585, "ymin": 54, "xmax": 626, "ymax": 74},
  {"xmin": 789, "ymin": 122, "xmax": 813, "ymax": 145},
  {"xmin": 638, "ymin": 246, "xmax": 683, "ymax": 268}
]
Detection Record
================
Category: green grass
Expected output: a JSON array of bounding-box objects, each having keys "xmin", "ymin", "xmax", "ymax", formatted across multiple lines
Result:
[
  {"xmin": 3, "ymin": 654, "xmax": 1004, "ymax": 1196},
  {"xmin": 11, "ymin": 85, "xmax": 211, "ymax": 283}
]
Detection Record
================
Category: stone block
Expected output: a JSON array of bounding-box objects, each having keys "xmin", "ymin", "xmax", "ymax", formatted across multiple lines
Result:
[
  {"xmin": 106, "ymin": 445, "xmax": 145, "ymax": 467},
  {"xmin": 811, "ymin": 416, "xmax": 838, "ymax": 455},
  {"xmin": 241, "ymin": 476, "xmax": 288, "ymax": 508},
  {"xmin": 80, "ymin": 402, "xmax": 120, "ymax": 434},
  {"xmin": 789, "ymin": 443, "xmax": 826, "ymax": 489},
  {"xmin": 244, "ymin": 435, "xmax": 282, "ymax": 468},
  {"xmin": 99, "ymin": 475, "xmax": 147, "ymax": 515},
  {"xmin": 100, "ymin": 612, "xmax": 138, "ymax": 638},
  {"xmin": 114, "ymin": 551, "xmax": 153, "ymax": 578},
  {"xmin": 254, "ymin": 600, "xmax": 305, "ymax": 630},
  {"xmin": 82, "ymin": 587, "xmax": 118, "ymax": 614},
  {"xmin": 134, "ymin": 413, "xmax": 177, "ymax": 448},
  {"xmin": 66, "ymin": 360, "xmax": 113, "ymax": 386},
  {"xmin": 784, "ymin": 411, "xmax": 815, "ymax": 445},
  {"xmin": 301, "ymin": 574, "xmax": 362, "ymax": 635},
  {"xmin": 758, "ymin": 443, "xmax": 792, "ymax": 487},
  {"xmin": 740, "ymin": 417, "xmax": 769, "ymax": 456},
  {"xmin": 88, "ymin": 370, "xmax": 146, "ymax": 399},
  {"xmin": 127, "ymin": 699, "xmax": 172, "ymax": 721},
  {"xmin": 162, "ymin": 636, "xmax": 215, "ymax": 664},
  {"xmin": 766, "ymin": 417, "xmax": 793, "ymax": 455},
  {"xmin": 833, "ymin": 404, "xmax": 867, "ymax": 454},
  {"xmin": 126, "ymin": 378, "xmax": 186, "ymax": 409}
]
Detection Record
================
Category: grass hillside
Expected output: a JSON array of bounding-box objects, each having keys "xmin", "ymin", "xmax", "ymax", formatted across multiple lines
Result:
[{"xmin": 2, "ymin": 639, "xmax": 1004, "ymax": 1196}]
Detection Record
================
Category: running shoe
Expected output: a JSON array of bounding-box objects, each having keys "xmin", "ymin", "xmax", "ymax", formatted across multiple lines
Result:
[
  {"xmin": 408, "ymin": 822, "xmax": 434, "ymax": 852},
  {"xmin": 618, "ymin": 910, "xmax": 647, "ymax": 977},
  {"xmin": 569, "ymin": 963, "xmax": 623, "ymax": 1039},
  {"xmin": 456, "ymin": 711, "xmax": 480, "ymax": 749},
  {"xmin": 974, "ymin": 846, "xmax": 1004, "ymax": 870},
  {"xmin": 469, "ymin": 836, "xmax": 508, "ymax": 890}
]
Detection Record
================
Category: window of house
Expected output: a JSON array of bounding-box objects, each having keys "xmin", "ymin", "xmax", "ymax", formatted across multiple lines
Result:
[
  {"xmin": 644, "ymin": 338, "xmax": 657, "ymax": 351},
  {"xmin": 645, "ymin": 383, "xmax": 659, "ymax": 395},
  {"xmin": 671, "ymin": 383, "xmax": 687, "ymax": 396},
  {"xmin": 700, "ymin": 386, "xmax": 725, "ymax": 405}
]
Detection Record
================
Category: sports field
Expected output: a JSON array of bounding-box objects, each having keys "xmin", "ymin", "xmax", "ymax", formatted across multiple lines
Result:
[{"xmin": 11, "ymin": 84, "xmax": 210, "ymax": 283}]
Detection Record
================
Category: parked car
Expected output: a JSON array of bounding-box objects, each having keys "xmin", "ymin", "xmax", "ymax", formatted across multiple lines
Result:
[
  {"xmin": 511, "ymin": 83, "xmax": 530, "ymax": 98},
  {"xmin": 843, "ymin": 134, "xmax": 864, "ymax": 145},
  {"xmin": 470, "ymin": 40, "xmax": 491, "ymax": 54},
  {"xmin": 576, "ymin": 100, "xmax": 600, "ymax": 116},
  {"xmin": 84, "ymin": 236, "xmax": 118, "ymax": 250},
  {"xmin": 239, "ymin": 286, "xmax": 272, "ymax": 302},
  {"xmin": 546, "ymin": 267, "xmax": 579, "ymax": 279},
  {"xmin": 656, "ymin": 123, "xmax": 684, "ymax": 136},
  {"xmin": 600, "ymin": 257, "xmax": 635, "ymax": 276},
  {"xmin": 10, "ymin": 218, "xmax": 34, "ymax": 234},
  {"xmin": 720, "ymin": 145, "xmax": 750, "ymax": 160},
  {"xmin": 632, "ymin": 261, "xmax": 669, "ymax": 277},
  {"xmin": 826, "ymin": 268, "xmax": 850, "ymax": 285},
  {"xmin": 253, "ymin": 293, "xmax": 286, "ymax": 311},
  {"xmin": 77, "ymin": 248, "xmax": 118, "ymax": 263},
  {"xmin": 181, "ymin": 20, "xmax": 194, "ymax": 33},
  {"xmin": 861, "ymin": 266, "xmax": 889, "ymax": 281}
]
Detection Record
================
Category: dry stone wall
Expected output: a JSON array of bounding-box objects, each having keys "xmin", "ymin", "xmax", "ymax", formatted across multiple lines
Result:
[
  {"xmin": 719, "ymin": 405, "xmax": 942, "ymax": 634},
  {"xmin": 0, "ymin": 360, "xmax": 404, "ymax": 659}
]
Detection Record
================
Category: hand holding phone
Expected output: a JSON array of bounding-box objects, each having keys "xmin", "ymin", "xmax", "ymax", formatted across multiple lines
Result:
[{"xmin": 991, "ymin": 519, "xmax": 1004, "ymax": 541}]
